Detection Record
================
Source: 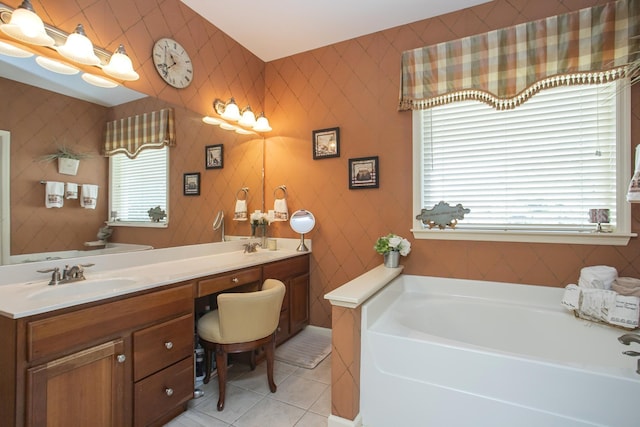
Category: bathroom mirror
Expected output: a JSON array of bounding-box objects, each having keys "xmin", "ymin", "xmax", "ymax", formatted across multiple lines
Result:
[
  {"xmin": 290, "ymin": 209, "xmax": 315, "ymax": 252},
  {"xmin": 0, "ymin": 59, "xmax": 264, "ymax": 264}
]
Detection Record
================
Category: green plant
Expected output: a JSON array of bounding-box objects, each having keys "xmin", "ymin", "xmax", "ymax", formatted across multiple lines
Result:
[
  {"xmin": 36, "ymin": 145, "xmax": 92, "ymax": 162},
  {"xmin": 374, "ymin": 233, "xmax": 411, "ymax": 256}
]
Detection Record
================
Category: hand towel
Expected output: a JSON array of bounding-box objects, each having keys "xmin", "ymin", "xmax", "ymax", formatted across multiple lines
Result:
[
  {"xmin": 578, "ymin": 265, "xmax": 617, "ymax": 290},
  {"xmin": 233, "ymin": 199, "xmax": 247, "ymax": 221},
  {"xmin": 45, "ymin": 181, "xmax": 64, "ymax": 208},
  {"xmin": 612, "ymin": 277, "xmax": 640, "ymax": 297},
  {"xmin": 274, "ymin": 198, "xmax": 288, "ymax": 221},
  {"xmin": 80, "ymin": 184, "xmax": 98, "ymax": 209},
  {"xmin": 65, "ymin": 182, "xmax": 78, "ymax": 199},
  {"xmin": 607, "ymin": 293, "xmax": 640, "ymax": 328}
]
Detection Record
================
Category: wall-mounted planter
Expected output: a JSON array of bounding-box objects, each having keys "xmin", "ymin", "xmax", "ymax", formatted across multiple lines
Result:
[{"xmin": 58, "ymin": 158, "xmax": 80, "ymax": 175}]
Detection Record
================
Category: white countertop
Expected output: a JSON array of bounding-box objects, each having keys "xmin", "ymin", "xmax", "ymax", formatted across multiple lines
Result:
[{"xmin": 0, "ymin": 238, "xmax": 309, "ymax": 319}]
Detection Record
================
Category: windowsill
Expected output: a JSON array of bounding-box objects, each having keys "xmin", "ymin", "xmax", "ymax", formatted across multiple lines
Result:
[
  {"xmin": 411, "ymin": 228, "xmax": 636, "ymax": 246},
  {"xmin": 106, "ymin": 221, "xmax": 168, "ymax": 228}
]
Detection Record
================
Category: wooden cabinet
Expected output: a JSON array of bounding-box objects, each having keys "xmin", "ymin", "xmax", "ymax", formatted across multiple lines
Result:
[
  {"xmin": 26, "ymin": 339, "xmax": 128, "ymax": 427},
  {"xmin": 0, "ymin": 283, "xmax": 194, "ymax": 427},
  {"xmin": 263, "ymin": 254, "xmax": 310, "ymax": 344}
]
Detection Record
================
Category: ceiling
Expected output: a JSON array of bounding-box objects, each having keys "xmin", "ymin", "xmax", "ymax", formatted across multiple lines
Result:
[{"xmin": 180, "ymin": 0, "xmax": 492, "ymax": 62}]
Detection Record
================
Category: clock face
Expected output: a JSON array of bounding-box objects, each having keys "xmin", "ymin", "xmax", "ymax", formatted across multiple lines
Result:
[{"xmin": 152, "ymin": 38, "xmax": 193, "ymax": 89}]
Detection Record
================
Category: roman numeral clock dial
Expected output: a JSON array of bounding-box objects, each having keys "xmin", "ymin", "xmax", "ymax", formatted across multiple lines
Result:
[{"xmin": 153, "ymin": 38, "xmax": 193, "ymax": 89}]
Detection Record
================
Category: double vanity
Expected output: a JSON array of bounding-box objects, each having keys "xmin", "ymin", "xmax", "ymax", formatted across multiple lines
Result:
[{"xmin": 0, "ymin": 239, "xmax": 310, "ymax": 427}]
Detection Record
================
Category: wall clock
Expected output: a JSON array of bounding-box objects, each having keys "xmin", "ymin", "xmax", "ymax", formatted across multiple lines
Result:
[{"xmin": 152, "ymin": 38, "xmax": 193, "ymax": 89}]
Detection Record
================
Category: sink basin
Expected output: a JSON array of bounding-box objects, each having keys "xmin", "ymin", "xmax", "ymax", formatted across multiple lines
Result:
[{"xmin": 26, "ymin": 277, "xmax": 137, "ymax": 301}]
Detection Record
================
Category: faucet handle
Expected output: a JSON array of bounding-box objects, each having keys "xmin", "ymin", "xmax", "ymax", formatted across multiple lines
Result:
[{"xmin": 37, "ymin": 267, "xmax": 60, "ymax": 286}]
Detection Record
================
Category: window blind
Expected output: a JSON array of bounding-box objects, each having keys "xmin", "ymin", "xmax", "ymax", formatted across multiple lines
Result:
[
  {"xmin": 110, "ymin": 146, "xmax": 169, "ymax": 223},
  {"xmin": 420, "ymin": 83, "xmax": 618, "ymax": 232}
]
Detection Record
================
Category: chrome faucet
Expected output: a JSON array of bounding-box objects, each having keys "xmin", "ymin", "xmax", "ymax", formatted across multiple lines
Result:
[
  {"xmin": 38, "ymin": 263, "xmax": 94, "ymax": 285},
  {"xmin": 243, "ymin": 242, "xmax": 261, "ymax": 253},
  {"xmin": 618, "ymin": 333, "xmax": 640, "ymax": 345}
]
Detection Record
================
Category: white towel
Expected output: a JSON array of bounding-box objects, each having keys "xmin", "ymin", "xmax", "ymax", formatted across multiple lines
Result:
[
  {"xmin": 274, "ymin": 198, "xmax": 288, "ymax": 221},
  {"xmin": 45, "ymin": 181, "xmax": 64, "ymax": 208},
  {"xmin": 65, "ymin": 182, "xmax": 78, "ymax": 199},
  {"xmin": 233, "ymin": 199, "xmax": 247, "ymax": 221},
  {"xmin": 578, "ymin": 265, "xmax": 618, "ymax": 290},
  {"xmin": 80, "ymin": 184, "xmax": 98, "ymax": 209}
]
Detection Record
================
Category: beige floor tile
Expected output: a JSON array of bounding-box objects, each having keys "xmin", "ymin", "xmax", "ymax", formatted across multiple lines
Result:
[
  {"xmin": 293, "ymin": 411, "xmax": 328, "ymax": 427},
  {"xmin": 233, "ymin": 397, "xmax": 306, "ymax": 427},
  {"xmin": 272, "ymin": 375, "xmax": 329, "ymax": 410}
]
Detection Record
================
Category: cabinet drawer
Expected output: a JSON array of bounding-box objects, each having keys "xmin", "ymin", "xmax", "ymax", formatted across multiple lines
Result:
[
  {"xmin": 263, "ymin": 255, "xmax": 309, "ymax": 279},
  {"xmin": 196, "ymin": 267, "xmax": 261, "ymax": 297},
  {"xmin": 27, "ymin": 284, "xmax": 193, "ymax": 363},
  {"xmin": 134, "ymin": 357, "xmax": 193, "ymax": 427},
  {"xmin": 133, "ymin": 314, "xmax": 193, "ymax": 382}
]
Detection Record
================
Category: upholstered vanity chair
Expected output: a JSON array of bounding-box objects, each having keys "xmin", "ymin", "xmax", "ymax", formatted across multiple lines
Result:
[{"xmin": 197, "ymin": 278, "xmax": 286, "ymax": 411}]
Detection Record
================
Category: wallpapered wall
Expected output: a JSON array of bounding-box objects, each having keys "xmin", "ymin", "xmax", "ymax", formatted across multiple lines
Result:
[{"xmin": 3, "ymin": 0, "xmax": 638, "ymax": 330}]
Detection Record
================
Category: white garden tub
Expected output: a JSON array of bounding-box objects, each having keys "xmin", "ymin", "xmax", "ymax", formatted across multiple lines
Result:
[{"xmin": 361, "ymin": 275, "xmax": 640, "ymax": 427}]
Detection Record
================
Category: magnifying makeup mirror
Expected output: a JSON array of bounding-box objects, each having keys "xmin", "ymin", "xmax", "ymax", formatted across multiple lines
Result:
[{"xmin": 289, "ymin": 209, "xmax": 315, "ymax": 252}]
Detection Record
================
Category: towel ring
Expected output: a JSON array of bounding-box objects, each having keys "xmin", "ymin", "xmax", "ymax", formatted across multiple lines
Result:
[
  {"xmin": 236, "ymin": 187, "xmax": 249, "ymax": 200},
  {"xmin": 274, "ymin": 185, "xmax": 287, "ymax": 199}
]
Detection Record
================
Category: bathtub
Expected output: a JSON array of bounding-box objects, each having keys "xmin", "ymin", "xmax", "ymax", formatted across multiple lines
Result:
[{"xmin": 361, "ymin": 275, "xmax": 640, "ymax": 427}]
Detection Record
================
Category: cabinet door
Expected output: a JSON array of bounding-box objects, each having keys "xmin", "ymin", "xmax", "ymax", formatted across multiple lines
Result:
[
  {"xmin": 289, "ymin": 273, "xmax": 309, "ymax": 335},
  {"xmin": 26, "ymin": 339, "xmax": 128, "ymax": 427}
]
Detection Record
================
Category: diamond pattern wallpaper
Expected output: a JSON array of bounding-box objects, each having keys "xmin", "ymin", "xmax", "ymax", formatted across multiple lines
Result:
[{"xmin": 2, "ymin": 0, "xmax": 638, "ymax": 334}]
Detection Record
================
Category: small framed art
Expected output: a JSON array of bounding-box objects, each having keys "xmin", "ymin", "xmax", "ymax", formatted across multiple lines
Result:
[
  {"xmin": 349, "ymin": 156, "xmax": 379, "ymax": 189},
  {"xmin": 312, "ymin": 127, "xmax": 340, "ymax": 159},
  {"xmin": 205, "ymin": 144, "xmax": 223, "ymax": 169},
  {"xmin": 183, "ymin": 172, "xmax": 200, "ymax": 196}
]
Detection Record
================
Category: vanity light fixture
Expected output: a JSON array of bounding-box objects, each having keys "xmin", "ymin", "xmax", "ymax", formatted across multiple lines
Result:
[
  {"xmin": 0, "ymin": 1, "xmax": 140, "ymax": 87},
  {"xmin": 208, "ymin": 97, "xmax": 272, "ymax": 134},
  {"xmin": 220, "ymin": 98, "xmax": 241, "ymax": 121},
  {"xmin": 56, "ymin": 24, "xmax": 100, "ymax": 66},
  {"xmin": 238, "ymin": 106, "xmax": 256, "ymax": 127},
  {"xmin": 102, "ymin": 44, "xmax": 139, "ymax": 81},
  {"xmin": 0, "ymin": 0, "xmax": 53, "ymax": 46}
]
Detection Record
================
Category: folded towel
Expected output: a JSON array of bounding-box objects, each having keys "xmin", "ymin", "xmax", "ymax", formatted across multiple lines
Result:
[
  {"xmin": 626, "ymin": 171, "xmax": 640, "ymax": 202},
  {"xmin": 578, "ymin": 265, "xmax": 617, "ymax": 290},
  {"xmin": 80, "ymin": 184, "xmax": 98, "ymax": 209},
  {"xmin": 45, "ymin": 181, "xmax": 64, "ymax": 208},
  {"xmin": 612, "ymin": 277, "xmax": 640, "ymax": 297},
  {"xmin": 65, "ymin": 182, "xmax": 78, "ymax": 199},
  {"xmin": 273, "ymin": 198, "xmax": 288, "ymax": 221},
  {"xmin": 233, "ymin": 199, "xmax": 247, "ymax": 221}
]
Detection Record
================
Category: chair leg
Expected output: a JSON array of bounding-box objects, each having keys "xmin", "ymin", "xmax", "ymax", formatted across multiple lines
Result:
[
  {"xmin": 202, "ymin": 344, "xmax": 212, "ymax": 385},
  {"xmin": 264, "ymin": 333, "xmax": 277, "ymax": 393},
  {"xmin": 249, "ymin": 349, "xmax": 256, "ymax": 371},
  {"xmin": 215, "ymin": 345, "xmax": 227, "ymax": 411}
]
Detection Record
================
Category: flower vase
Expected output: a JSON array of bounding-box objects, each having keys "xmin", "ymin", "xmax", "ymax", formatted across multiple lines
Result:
[{"xmin": 384, "ymin": 251, "xmax": 400, "ymax": 268}]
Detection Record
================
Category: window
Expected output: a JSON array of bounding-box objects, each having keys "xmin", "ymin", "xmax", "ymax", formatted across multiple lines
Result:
[
  {"xmin": 412, "ymin": 82, "xmax": 633, "ymax": 245},
  {"xmin": 109, "ymin": 146, "xmax": 169, "ymax": 227}
]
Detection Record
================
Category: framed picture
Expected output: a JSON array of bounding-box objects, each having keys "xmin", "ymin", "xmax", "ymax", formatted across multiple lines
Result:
[
  {"xmin": 312, "ymin": 127, "xmax": 340, "ymax": 159},
  {"xmin": 183, "ymin": 172, "xmax": 200, "ymax": 196},
  {"xmin": 349, "ymin": 156, "xmax": 379, "ymax": 189},
  {"xmin": 205, "ymin": 144, "xmax": 223, "ymax": 169}
]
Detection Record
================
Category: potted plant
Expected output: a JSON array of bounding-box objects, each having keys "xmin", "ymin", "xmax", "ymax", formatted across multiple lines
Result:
[
  {"xmin": 37, "ymin": 145, "xmax": 92, "ymax": 176},
  {"xmin": 374, "ymin": 233, "xmax": 411, "ymax": 268}
]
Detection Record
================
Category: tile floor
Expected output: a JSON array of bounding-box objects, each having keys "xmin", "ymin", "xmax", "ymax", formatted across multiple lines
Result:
[{"xmin": 165, "ymin": 355, "xmax": 331, "ymax": 427}]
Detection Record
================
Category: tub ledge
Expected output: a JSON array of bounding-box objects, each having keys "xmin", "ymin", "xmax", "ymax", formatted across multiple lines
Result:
[{"xmin": 324, "ymin": 264, "xmax": 403, "ymax": 309}]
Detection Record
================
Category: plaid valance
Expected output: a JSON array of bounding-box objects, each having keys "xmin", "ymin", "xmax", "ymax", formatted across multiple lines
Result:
[
  {"xmin": 103, "ymin": 108, "xmax": 176, "ymax": 158},
  {"xmin": 399, "ymin": 0, "xmax": 639, "ymax": 111}
]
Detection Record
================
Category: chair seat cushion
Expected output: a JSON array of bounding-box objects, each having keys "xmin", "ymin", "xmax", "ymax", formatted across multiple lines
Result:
[{"xmin": 197, "ymin": 310, "xmax": 224, "ymax": 343}]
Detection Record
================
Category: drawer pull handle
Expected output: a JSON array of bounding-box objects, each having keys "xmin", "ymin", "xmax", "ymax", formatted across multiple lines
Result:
[
  {"xmin": 232, "ymin": 277, "xmax": 239, "ymax": 283},
  {"xmin": 165, "ymin": 388, "xmax": 174, "ymax": 397},
  {"xmin": 164, "ymin": 341, "xmax": 173, "ymax": 350},
  {"xmin": 116, "ymin": 354, "xmax": 126, "ymax": 363}
]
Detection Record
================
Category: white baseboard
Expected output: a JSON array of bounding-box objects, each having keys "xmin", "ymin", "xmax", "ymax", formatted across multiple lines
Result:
[{"xmin": 327, "ymin": 413, "xmax": 362, "ymax": 427}]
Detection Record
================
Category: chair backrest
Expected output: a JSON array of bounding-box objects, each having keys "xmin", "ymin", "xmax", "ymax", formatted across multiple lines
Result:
[{"xmin": 217, "ymin": 279, "xmax": 286, "ymax": 342}]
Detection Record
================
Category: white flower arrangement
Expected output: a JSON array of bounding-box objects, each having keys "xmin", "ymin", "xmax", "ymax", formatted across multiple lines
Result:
[
  {"xmin": 374, "ymin": 233, "xmax": 411, "ymax": 256},
  {"xmin": 250, "ymin": 211, "xmax": 270, "ymax": 225}
]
